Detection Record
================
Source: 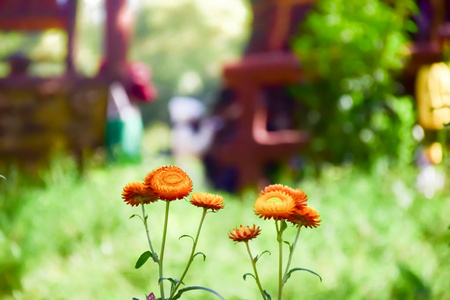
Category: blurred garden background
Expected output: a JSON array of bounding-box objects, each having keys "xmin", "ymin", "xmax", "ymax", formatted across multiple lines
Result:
[{"xmin": 0, "ymin": 0, "xmax": 450, "ymax": 299}]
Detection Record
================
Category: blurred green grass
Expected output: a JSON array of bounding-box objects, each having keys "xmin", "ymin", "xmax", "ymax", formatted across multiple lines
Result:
[{"xmin": 1, "ymin": 124, "xmax": 449, "ymax": 300}]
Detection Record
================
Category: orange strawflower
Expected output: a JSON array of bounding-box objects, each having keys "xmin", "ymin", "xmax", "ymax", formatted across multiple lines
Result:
[
  {"xmin": 262, "ymin": 184, "xmax": 307, "ymax": 209},
  {"xmin": 254, "ymin": 188, "xmax": 296, "ymax": 220},
  {"xmin": 190, "ymin": 192, "xmax": 224, "ymax": 212},
  {"xmin": 122, "ymin": 181, "xmax": 159, "ymax": 207},
  {"xmin": 143, "ymin": 165, "xmax": 193, "ymax": 201},
  {"xmin": 228, "ymin": 225, "xmax": 261, "ymax": 242},
  {"xmin": 287, "ymin": 205, "xmax": 321, "ymax": 228}
]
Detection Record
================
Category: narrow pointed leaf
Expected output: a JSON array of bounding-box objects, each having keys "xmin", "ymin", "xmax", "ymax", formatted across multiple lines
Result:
[
  {"xmin": 194, "ymin": 251, "xmax": 206, "ymax": 261},
  {"xmin": 132, "ymin": 298, "xmax": 139, "ymax": 300},
  {"xmin": 277, "ymin": 220, "xmax": 288, "ymax": 241},
  {"xmin": 243, "ymin": 273, "xmax": 256, "ymax": 281},
  {"xmin": 263, "ymin": 290, "xmax": 272, "ymax": 300},
  {"xmin": 158, "ymin": 277, "xmax": 180, "ymax": 292},
  {"xmin": 283, "ymin": 241, "xmax": 292, "ymax": 250},
  {"xmin": 172, "ymin": 286, "xmax": 224, "ymax": 300},
  {"xmin": 129, "ymin": 214, "xmax": 139, "ymax": 219},
  {"xmin": 158, "ymin": 277, "xmax": 179, "ymax": 285},
  {"xmin": 285, "ymin": 267, "xmax": 322, "ymax": 282},
  {"xmin": 135, "ymin": 251, "xmax": 153, "ymax": 269},
  {"xmin": 255, "ymin": 250, "xmax": 271, "ymax": 262},
  {"xmin": 280, "ymin": 220, "xmax": 288, "ymax": 232},
  {"xmin": 179, "ymin": 234, "xmax": 194, "ymax": 243}
]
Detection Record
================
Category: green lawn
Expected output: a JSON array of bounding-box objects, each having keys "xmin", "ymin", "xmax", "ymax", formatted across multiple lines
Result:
[{"xmin": 1, "ymin": 125, "xmax": 449, "ymax": 300}]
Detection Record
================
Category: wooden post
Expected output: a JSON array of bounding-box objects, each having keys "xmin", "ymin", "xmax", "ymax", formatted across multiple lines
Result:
[
  {"xmin": 66, "ymin": 0, "xmax": 78, "ymax": 75},
  {"xmin": 105, "ymin": 0, "xmax": 133, "ymax": 80}
]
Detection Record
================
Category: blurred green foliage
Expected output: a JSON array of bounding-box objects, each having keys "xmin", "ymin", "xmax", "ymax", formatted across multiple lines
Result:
[
  {"xmin": 129, "ymin": 0, "xmax": 249, "ymax": 123},
  {"xmin": 0, "ymin": 125, "xmax": 449, "ymax": 299},
  {"xmin": 291, "ymin": 0, "xmax": 418, "ymax": 167}
]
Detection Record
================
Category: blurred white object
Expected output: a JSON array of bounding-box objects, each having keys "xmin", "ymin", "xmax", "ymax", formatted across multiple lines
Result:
[
  {"xmin": 392, "ymin": 180, "xmax": 413, "ymax": 209},
  {"xmin": 416, "ymin": 165, "xmax": 445, "ymax": 199},
  {"xmin": 168, "ymin": 96, "xmax": 205, "ymax": 124},
  {"xmin": 107, "ymin": 82, "xmax": 140, "ymax": 120},
  {"xmin": 168, "ymin": 96, "xmax": 215, "ymax": 158}
]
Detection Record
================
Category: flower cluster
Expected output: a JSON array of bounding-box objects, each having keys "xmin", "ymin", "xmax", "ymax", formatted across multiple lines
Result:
[
  {"xmin": 122, "ymin": 165, "xmax": 224, "ymax": 212},
  {"xmin": 254, "ymin": 184, "xmax": 320, "ymax": 228},
  {"xmin": 121, "ymin": 166, "xmax": 322, "ymax": 300},
  {"xmin": 122, "ymin": 165, "xmax": 193, "ymax": 204},
  {"xmin": 229, "ymin": 183, "xmax": 322, "ymax": 300},
  {"xmin": 121, "ymin": 165, "xmax": 225, "ymax": 300}
]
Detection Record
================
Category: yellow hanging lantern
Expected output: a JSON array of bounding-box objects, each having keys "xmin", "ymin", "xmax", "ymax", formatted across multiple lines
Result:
[{"xmin": 416, "ymin": 62, "xmax": 450, "ymax": 130}]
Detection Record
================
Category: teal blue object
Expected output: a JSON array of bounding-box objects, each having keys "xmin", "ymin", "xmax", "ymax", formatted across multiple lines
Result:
[{"xmin": 105, "ymin": 114, "xmax": 143, "ymax": 159}]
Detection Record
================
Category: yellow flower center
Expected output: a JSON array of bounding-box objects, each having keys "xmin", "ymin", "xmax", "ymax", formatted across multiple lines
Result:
[
  {"xmin": 267, "ymin": 197, "xmax": 283, "ymax": 204},
  {"xmin": 163, "ymin": 173, "xmax": 183, "ymax": 184}
]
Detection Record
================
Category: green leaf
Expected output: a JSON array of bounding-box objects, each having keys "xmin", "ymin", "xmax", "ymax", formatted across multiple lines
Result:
[
  {"xmin": 158, "ymin": 277, "xmax": 179, "ymax": 293},
  {"xmin": 277, "ymin": 220, "xmax": 288, "ymax": 241},
  {"xmin": 243, "ymin": 273, "xmax": 256, "ymax": 281},
  {"xmin": 285, "ymin": 267, "xmax": 322, "ymax": 283},
  {"xmin": 444, "ymin": 122, "xmax": 450, "ymax": 128},
  {"xmin": 194, "ymin": 251, "xmax": 206, "ymax": 261},
  {"xmin": 158, "ymin": 277, "xmax": 179, "ymax": 285},
  {"xmin": 280, "ymin": 220, "xmax": 287, "ymax": 232},
  {"xmin": 158, "ymin": 277, "xmax": 180, "ymax": 294},
  {"xmin": 135, "ymin": 251, "xmax": 153, "ymax": 269},
  {"xmin": 263, "ymin": 290, "xmax": 272, "ymax": 300},
  {"xmin": 172, "ymin": 286, "xmax": 224, "ymax": 300},
  {"xmin": 254, "ymin": 250, "xmax": 271, "ymax": 262},
  {"xmin": 283, "ymin": 241, "xmax": 293, "ymax": 251},
  {"xmin": 179, "ymin": 234, "xmax": 194, "ymax": 243},
  {"xmin": 129, "ymin": 214, "xmax": 144, "ymax": 223},
  {"xmin": 151, "ymin": 252, "xmax": 159, "ymax": 263}
]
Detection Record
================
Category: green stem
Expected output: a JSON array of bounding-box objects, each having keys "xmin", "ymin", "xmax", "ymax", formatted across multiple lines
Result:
[
  {"xmin": 159, "ymin": 201, "xmax": 171, "ymax": 300},
  {"xmin": 141, "ymin": 202, "xmax": 157, "ymax": 256},
  {"xmin": 282, "ymin": 226, "xmax": 301, "ymax": 283},
  {"xmin": 245, "ymin": 241, "xmax": 266, "ymax": 300},
  {"xmin": 275, "ymin": 220, "xmax": 283, "ymax": 300},
  {"xmin": 169, "ymin": 208, "xmax": 208, "ymax": 299}
]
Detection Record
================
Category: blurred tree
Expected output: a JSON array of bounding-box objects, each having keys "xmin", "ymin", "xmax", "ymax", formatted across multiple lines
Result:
[
  {"xmin": 0, "ymin": 0, "xmax": 249, "ymax": 124},
  {"xmin": 129, "ymin": 0, "xmax": 250, "ymax": 124},
  {"xmin": 291, "ymin": 0, "xmax": 418, "ymax": 168}
]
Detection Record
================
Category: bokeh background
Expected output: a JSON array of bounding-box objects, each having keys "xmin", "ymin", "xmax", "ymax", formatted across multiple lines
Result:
[{"xmin": 0, "ymin": 0, "xmax": 449, "ymax": 299}]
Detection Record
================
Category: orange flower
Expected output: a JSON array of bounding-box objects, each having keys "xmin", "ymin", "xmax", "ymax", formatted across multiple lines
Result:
[
  {"xmin": 228, "ymin": 225, "xmax": 261, "ymax": 242},
  {"xmin": 190, "ymin": 192, "xmax": 224, "ymax": 212},
  {"xmin": 287, "ymin": 205, "xmax": 321, "ymax": 228},
  {"xmin": 122, "ymin": 181, "xmax": 159, "ymax": 207},
  {"xmin": 254, "ymin": 188, "xmax": 296, "ymax": 220},
  {"xmin": 143, "ymin": 166, "xmax": 193, "ymax": 201},
  {"xmin": 262, "ymin": 184, "xmax": 307, "ymax": 209}
]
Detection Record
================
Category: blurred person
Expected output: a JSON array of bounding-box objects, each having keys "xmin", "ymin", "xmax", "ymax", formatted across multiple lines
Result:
[
  {"xmin": 105, "ymin": 82, "xmax": 144, "ymax": 159},
  {"xmin": 101, "ymin": 61, "xmax": 157, "ymax": 160},
  {"xmin": 168, "ymin": 96, "xmax": 218, "ymax": 185}
]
